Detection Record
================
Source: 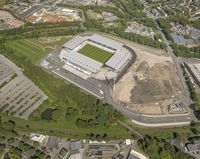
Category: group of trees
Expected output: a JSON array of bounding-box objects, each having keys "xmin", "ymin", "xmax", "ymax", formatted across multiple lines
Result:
[
  {"xmin": 107, "ymin": 27, "xmax": 165, "ymax": 49},
  {"xmin": 110, "ymin": 0, "xmax": 144, "ymax": 19},
  {"xmin": 157, "ymin": 15, "xmax": 200, "ymax": 58},
  {"xmin": 39, "ymin": 99, "xmax": 123, "ymax": 128},
  {"xmin": 0, "ymin": 22, "xmax": 84, "ymax": 41},
  {"xmin": 86, "ymin": 133, "xmax": 108, "ymax": 141},
  {"xmin": 182, "ymin": 65, "xmax": 200, "ymax": 119},
  {"xmin": 0, "ymin": 117, "xmax": 49, "ymax": 159},
  {"xmin": 172, "ymin": 44, "xmax": 200, "ymax": 58},
  {"xmin": 138, "ymin": 136, "xmax": 194, "ymax": 159}
]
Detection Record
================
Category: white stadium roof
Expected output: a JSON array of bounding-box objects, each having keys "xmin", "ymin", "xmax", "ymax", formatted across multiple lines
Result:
[
  {"xmin": 106, "ymin": 51, "xmax": 130, "ymax": 71},
  {"xmin": 88, "ymin": 34, "xmax": 123, "ymax": 51},
  {"xmin": 63, "ymin": 36, "xmax": 86, "ymax": 50},
  {"xmin": 62, "ymin": 49, "xmax": 103, "ymax": 73}
]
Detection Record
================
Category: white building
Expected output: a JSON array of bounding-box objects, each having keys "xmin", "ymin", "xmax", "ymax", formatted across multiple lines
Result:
[
  {"xmin": 61, "ymin": 34, "xmax": 131, "ymax": 76},
  {"xmin": 30, "ymin": 133, "xmax": 48, "ymax": 144}
]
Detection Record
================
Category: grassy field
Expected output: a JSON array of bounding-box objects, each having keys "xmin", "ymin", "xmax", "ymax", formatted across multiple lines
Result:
[
  {"xmin": 5, "ymin": 39, "xmax": 44, "ymax": 63},
  {"xmin": 4, "ymin": 36, "xmax": 69, "ymax": 64},
  {"xmin": 79, "ymin": 44, "xmax": 113, "ymax": 63}
]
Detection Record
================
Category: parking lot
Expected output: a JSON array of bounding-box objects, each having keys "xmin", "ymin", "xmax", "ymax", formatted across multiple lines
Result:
[{"xmin": 0, "ymin": 55, "xmax": 47, "ymax": 119}]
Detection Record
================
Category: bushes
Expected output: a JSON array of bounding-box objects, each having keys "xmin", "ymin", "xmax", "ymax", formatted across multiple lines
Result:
[
  {"xmin": 86, "ymin": 133, "xmax": 108, "ymax": 141},
  {"xmin": 172, "ymin": 44, "xmax": 200, "ymax": 58},
  {"xmin": 41, "ymin": 108, "xmax": 54, "ymax": 120},
  {"xmin": 182, "ymin": 64, "xmax": 200, "ymax": 119},
  {"xmin": 107, "ymin": 28, "xmax": 165, "ymax": 49},
  {"xmin": 66, "ymin": 107, "xmax": 78, "ymax": 120},
  {"xmin": 52, "ymin": 109, "xmax": 64, "ymax": 121},
  {"xmin": 138, "ymin": 136, "xmax": 194, "ymax": 159},
  {"xmin": 76, "ymin": 118, "xmax": 95, "ymax": 128}
]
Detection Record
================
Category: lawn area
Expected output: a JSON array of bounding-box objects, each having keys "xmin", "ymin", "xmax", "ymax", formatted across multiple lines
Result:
[
  {"xmin": 4, "ymin": 39, "xmax": 46, "ymax": 64},
  {"xmin": 4, "ymin": 36, "xmax": 70, "ymax": 64},
  {"xmin": 79, "ymin": 44, "xmax": 113, "ymax": 63}
]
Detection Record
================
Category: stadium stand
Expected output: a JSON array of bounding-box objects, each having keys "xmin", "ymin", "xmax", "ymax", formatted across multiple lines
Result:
[
  {"xmin": 105, "ymin": 50, "xmax": 130, "ymax": 72},
  {"xmin": 62, "ymin": 49, "xmax": 103, "ymax": 75}
]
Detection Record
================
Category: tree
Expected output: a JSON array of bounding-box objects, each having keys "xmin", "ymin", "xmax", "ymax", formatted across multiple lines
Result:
[{"xmin": 51, "ymin": 109, "xmax": 63, "ymax": 121}]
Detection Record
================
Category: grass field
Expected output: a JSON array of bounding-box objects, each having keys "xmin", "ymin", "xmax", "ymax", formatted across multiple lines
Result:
[
  {"xmin": 5, "ymin": 39, "xmax": 44, "ymax": 63},
  {"xmin": 79, "ymin": 44, "xmax": 113, "ymax": 63},
  {"xmin": 4, "ymin": 36, "xmax": 69, "ymax": 64}
]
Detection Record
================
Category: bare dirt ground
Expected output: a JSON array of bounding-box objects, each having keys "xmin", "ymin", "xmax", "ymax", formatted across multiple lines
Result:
[
  {"xmin": 0, "ymin": 10, "xmax": 24, "ymax": 29},
  {"xmin": 112, "ymin": 45, "xmax": 183, "ymax": 115}
]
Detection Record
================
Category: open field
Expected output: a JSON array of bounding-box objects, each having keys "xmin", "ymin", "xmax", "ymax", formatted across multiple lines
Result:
[
  {"xmin": 4, "ymin": 36, "xmax": 70, "ymax": 64},
  {"xmin": 5, "ymin": 40, "xmax": 44, "ymax": 59},
  {"xmin": 79, "ymin": 44, "xmax": 113, "ymax": 63}
]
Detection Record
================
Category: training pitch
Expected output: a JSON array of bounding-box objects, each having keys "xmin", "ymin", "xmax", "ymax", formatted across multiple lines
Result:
[{"xmin": 79, "ymin": 44, "xmax": 113, "ymax": 64}]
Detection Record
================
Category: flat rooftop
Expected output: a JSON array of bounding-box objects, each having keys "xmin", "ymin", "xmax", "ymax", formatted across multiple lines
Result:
[
  {"xmin": 105, "ymin": 50, "xmax": 130, "ymax": 71},
  {"xmin": 62, "ymin": 49, "xmax": 103, "ymax": 73},
  {"xmin": 171, "ymin": 33, "xmax": 186, "ymax": 45},
  {"xmin": 88, "ymin": 34, "xmax": 124, "ymax": 51},
  {"xmin": 63, "ymin": 36, "xmax": 86, "ymax": 50}
]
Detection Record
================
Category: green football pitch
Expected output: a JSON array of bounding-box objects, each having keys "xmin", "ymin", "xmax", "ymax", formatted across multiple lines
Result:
[{"xmin": 78, "ymin": 44, "xmax": 113, "ymax": 63}]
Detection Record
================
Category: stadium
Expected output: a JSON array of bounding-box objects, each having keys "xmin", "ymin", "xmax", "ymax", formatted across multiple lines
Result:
[{"xmin": 59, "ymin": 34, "xmax": 131, "ymax": 78}]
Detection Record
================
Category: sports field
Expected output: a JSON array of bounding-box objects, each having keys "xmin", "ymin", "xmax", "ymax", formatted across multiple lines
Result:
[
  {"xmin": 5, "ymin": 39, "xmax": 45, "ymax": 63},
  {"xmin": 4, "ymin": 37, "xmax": 69, "ymax": 64},
  {"xmin": 79, "ymin": 44, "xmax": 113, "ymax": 63}
]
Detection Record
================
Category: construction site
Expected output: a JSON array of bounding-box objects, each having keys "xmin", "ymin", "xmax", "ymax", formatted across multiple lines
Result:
[
  {"xmin": 25, "ymin": 6, "xmax": 82, "ymax": 23},
  {"xmin": 0, "ymin": 10, "xmax": 24, "ymax": 30},
  {"xmin": 112, "ymin": 42, "xmax": 187, "ymax": 115}
]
